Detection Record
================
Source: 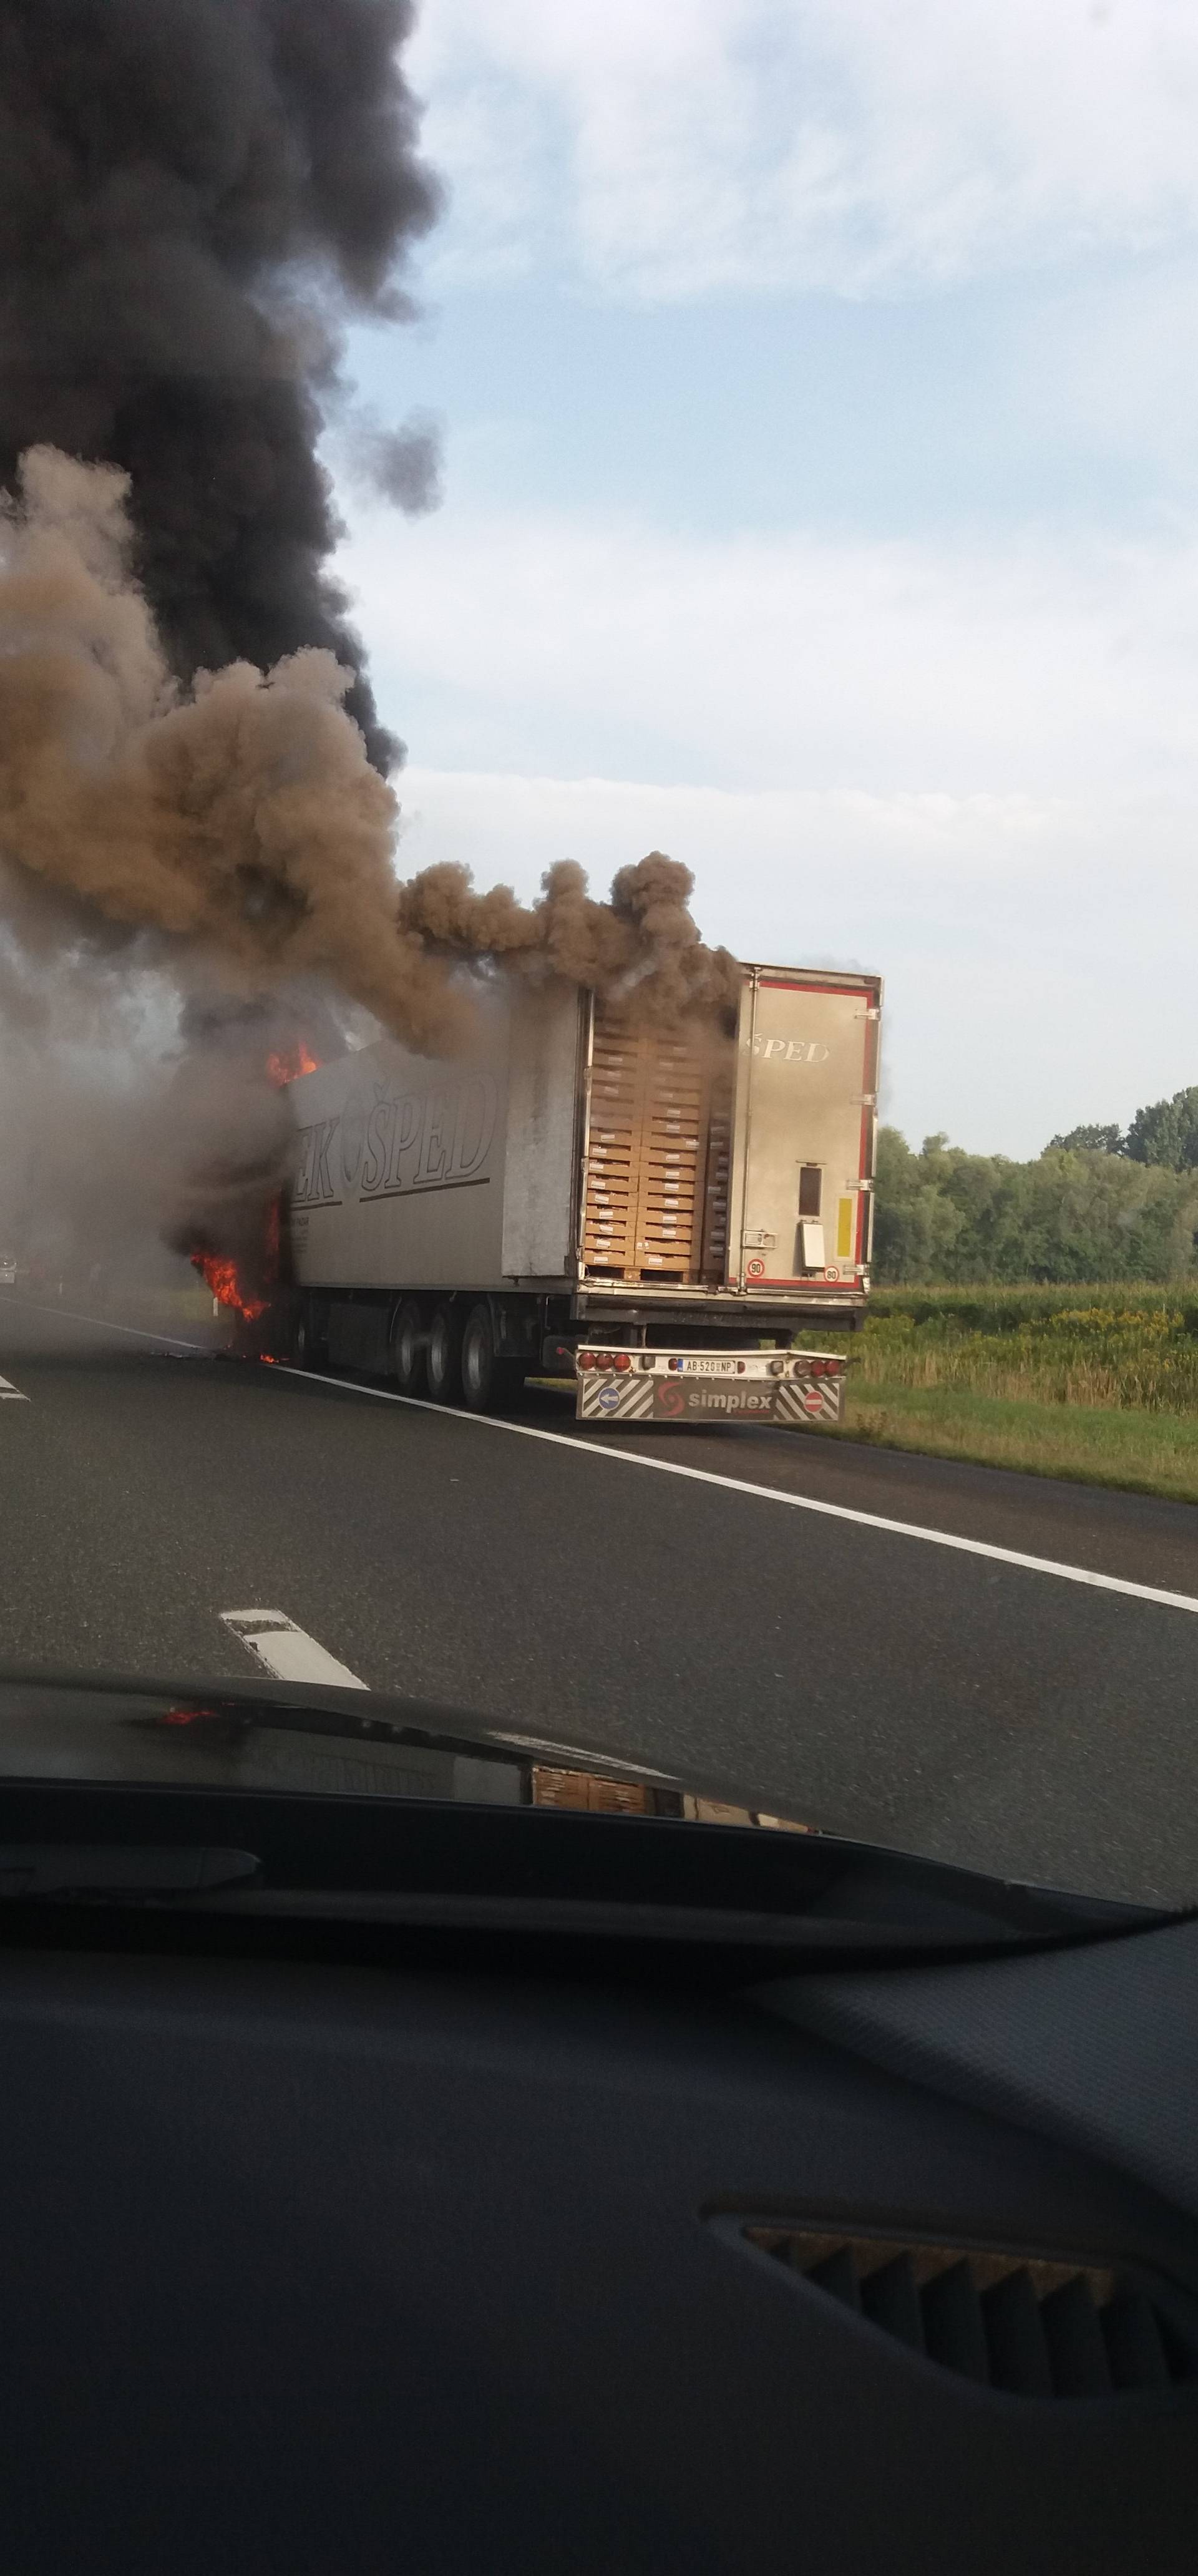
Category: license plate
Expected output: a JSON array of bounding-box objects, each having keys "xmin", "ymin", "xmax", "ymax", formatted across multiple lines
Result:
[{"xmin": 679, "ymin": 1357, "xmax": 737, "ymax": 1376}]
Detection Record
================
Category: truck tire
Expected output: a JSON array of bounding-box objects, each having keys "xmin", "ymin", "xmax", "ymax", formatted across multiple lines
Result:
[
  {"xmin": 460, "ymin": 1302, "xmax": 525, "ymax": 1413},
  {"xmin": 392, "ymin": 1298, "xmax": 427, "ymax": 1396},
  {"xmin": 426, "ymin": 1301, "xmax": 462, "ymax": 1405}
]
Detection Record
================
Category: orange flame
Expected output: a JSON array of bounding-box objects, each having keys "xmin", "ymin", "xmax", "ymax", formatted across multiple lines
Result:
[
  {"xmin": 266, "ymin": 1042, "xmax": 319, "ymax": 1086},
  {"xmin": 192, "ymin": 1252, "xmax": 268, "ymax": 1322}
]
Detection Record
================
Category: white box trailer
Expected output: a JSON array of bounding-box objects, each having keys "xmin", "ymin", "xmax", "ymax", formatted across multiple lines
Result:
[{"xmin": 280, "ymin": 962, "xmax": 881, "ymax": 1425}]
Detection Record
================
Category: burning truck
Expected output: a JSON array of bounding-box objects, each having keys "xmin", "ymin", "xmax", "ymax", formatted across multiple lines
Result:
[
  {"xmin": 207, "ymin": 961, "xmax": 882, "ymax": 1431},
  {"xmin": 1, "ymin": 7, "xmax": 882, "ymax": 1438}
]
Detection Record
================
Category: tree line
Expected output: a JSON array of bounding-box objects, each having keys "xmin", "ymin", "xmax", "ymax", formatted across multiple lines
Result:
[
  {"xmin": 1048, "ymin": 1085, "xmax": 1198, "ymax": 1169},
  {"xmin": 875, "ymin": 1086, "xmax": 1198, "ymax": 1284}
]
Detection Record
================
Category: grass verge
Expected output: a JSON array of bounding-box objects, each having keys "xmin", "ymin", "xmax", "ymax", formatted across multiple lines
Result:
[{"xmin": 829, "ymin": 1379, "xmax": 1198, "ymax": 1504}]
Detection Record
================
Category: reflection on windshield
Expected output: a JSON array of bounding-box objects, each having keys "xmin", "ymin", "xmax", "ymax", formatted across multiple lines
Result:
[{"xmin": 0, "ymin": 1683, "xmax": 817, "ymax": 1836}]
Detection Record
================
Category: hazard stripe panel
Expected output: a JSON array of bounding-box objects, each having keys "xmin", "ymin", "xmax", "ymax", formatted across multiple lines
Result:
[
  {"xmin": 775, "ymin": 1378, "xmax": 843, "ymax": 1425},
  {"xmin": 577, "ymin": 1374, "xmax": 656, "ymax": 1423}
]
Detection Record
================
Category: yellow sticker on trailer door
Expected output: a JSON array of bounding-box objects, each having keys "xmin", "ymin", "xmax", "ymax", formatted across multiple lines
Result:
[{"xmin": 836, "ymin": 1197, "xmax": 854, "ymax": 1259}]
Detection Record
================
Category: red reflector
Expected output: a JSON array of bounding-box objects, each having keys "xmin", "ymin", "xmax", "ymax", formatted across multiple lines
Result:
[
  {"xmin": 577, "ymin": 1350, "xmax": 595, "ymax": 1371},
  {"xmin": 613, "ymin": 1351, "xmax": 632, "ymax": 1373}
]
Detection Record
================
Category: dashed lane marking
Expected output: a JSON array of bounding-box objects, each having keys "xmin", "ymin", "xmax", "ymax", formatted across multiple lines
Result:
[
  {"xmin": 220, "ymin": 1608, "xmax": 368, "ymax": 1689},
  {"xmin": 0, "ymin": 1373, "xmax": 27, "ymax": 1402}
]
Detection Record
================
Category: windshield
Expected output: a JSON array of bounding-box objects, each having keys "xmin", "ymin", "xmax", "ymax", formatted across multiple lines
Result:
[{"xmin": 0, "ymin": 2, "xmax": 1194, "ymax": 1921}]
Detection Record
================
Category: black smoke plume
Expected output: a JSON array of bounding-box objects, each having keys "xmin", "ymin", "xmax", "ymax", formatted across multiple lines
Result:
[
  {"xmin": 0, "ymin": 4, "xmax": 741, "ymax": 1310},
  {"xmin": 345, "ymin": 407, "xmax": 444, "ymax": 514},
  {"xmin": 0, "ymin": 0, "xmax": 440, "ymax": 773}
]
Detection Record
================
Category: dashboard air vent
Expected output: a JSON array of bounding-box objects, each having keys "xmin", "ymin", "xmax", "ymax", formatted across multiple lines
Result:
[{"xmin": 744, "ymin": 2227, "xmax": 1194, "ymax": 2398}]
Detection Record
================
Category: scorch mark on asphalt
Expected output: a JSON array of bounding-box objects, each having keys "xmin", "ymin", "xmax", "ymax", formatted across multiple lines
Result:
[{"xmin": 266, "ymin": 1363, "xmax": 1198, "ymax": 1622}]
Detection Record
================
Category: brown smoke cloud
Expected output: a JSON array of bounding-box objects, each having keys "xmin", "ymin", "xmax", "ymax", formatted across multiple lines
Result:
[
  {"xmin": 0, "ymin": 447, "xmax": 739, "ymax": 1059},
  {"xmin": 394, "ymin": 854, "xmax": 741, "ymax": 1028}
]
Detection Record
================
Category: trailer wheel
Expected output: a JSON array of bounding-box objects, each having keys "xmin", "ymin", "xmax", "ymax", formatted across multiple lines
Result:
[
  {"xmin": 426, "ymin": 1302, "xmax": 462, "ymax": 1405},
  {"xmin": 460, "ymin": 1302, "xmax": 527, "ymax": 1412},
  {"xmin": 392, "ymin": 1299, "xmax": 427, "ymax": 1396}
]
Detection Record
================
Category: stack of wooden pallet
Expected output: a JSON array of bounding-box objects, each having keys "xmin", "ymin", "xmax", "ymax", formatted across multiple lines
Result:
[{"xmin": 582, "ymin": 1003, "xmax": 732, "ymax": 1284}]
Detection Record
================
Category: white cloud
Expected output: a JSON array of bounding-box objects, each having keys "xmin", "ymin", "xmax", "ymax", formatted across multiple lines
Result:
[
  {"xmin": 371, "ymin": 9, "xmax": 1198, "ymax": 1149},
  {"xmin": 333, "ymin": 490, "xmax": 1198, "ymax": 1151},
  {"xmin": 341, "ymin": 497, "xmax": 1198, "ymax": 799},
  {"xmin": 409, "ymin": 0, "xmax": 1198, "ymax": 298},
  {"xmin": 394, "ymin": 764, "xmax": 1198, "ymax": 1158},
  {"xmin": 1017, "ymin": 253, "xmax": 1198, "ymax": 487}
]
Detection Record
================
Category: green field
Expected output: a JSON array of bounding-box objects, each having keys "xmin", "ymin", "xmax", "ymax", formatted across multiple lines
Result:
[{"xmin": 807, "ymin": 1290, "xmax": 1198, "ymax": 1503}]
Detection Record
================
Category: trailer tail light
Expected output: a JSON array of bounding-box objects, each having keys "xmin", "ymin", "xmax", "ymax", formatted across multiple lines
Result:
[
  {"xmin": 613, "ymin": 1351, "xmax": 632, "ymax": 1373},
  {"xmin": 577, "ymin": 1349, "xmax": 596, "ymax": 1371}
]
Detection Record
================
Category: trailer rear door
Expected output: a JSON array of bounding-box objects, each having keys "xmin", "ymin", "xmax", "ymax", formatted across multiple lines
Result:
[
  {"xmin": 728, "ymin": 969, "xmax": 880, "ymax": 1293},
  {"xmin": 579, "ymin": 1001, "xmax": 733, "ymax": 1285}
]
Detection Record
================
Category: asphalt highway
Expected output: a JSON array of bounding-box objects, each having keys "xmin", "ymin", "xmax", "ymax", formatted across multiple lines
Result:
[{"xmin": 1, "ymin": 1292, "xmax": 1197, "ymax": 1906}]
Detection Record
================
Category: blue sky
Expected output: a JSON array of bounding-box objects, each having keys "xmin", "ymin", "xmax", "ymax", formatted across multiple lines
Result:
[{"xmin": 327, "ymin": 0, "xmax": 1198, "ymax": 1154}]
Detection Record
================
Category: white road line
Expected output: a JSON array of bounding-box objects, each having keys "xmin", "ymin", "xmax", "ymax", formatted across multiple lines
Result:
[
  {"xmin": 7, "ymin": 1295, "xmax": 207, "ymax": 1351},
  {"xmin": 220, "ymin": 1608, "xmax": 368, "ymax": 1689},
  {"xmin": 0, "ymin": 1372, "xmax": 27, "ymax": 1402},
  {"xmin": 265, "ymin": 1363, "xmax": 1198, "ymax": 1621}
]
